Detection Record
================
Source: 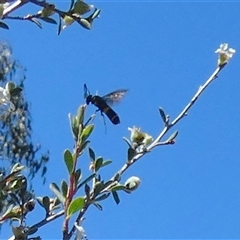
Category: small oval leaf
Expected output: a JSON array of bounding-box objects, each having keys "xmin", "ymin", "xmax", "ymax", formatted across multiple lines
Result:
[
  {"xmin": 64, "ymin": 149, "xmax": 74, "ymax": 174},
  {"xmin": 95, "ymin": 157, "xmax": 103, "ymax": 172},
  {"xmin": 77, "ymin": 18, "xmax": 91, "ymax": 30},
  {"xmin": 41, "ymin": 17, "xmax": 57, "ymax": 24},
  {"xmin": 0, "ymin": 21, "xmax": 9, "ymax": 29},
  {"xmin": 67, "ymin": 197, "xmax": 85, "ymax": 218},
  {"xmin": 80, "ymin": 124, "xmax": 94, "ymax": 142},
  {"xmin": 127, "ymin": 147, "xmax": 136, "ymax": 162},
  {"xmin": 167, "ymin": 130, "xmax": 178, "ymax": 143},
  {"xmin": 94, "ymin": 193, "xmax": 110, "ymax": 202},
  {"xmin": 61, "ymin": 180, "xmax": 68, "ymax": 197},
  {"xmin": 101, "ymin": 160, "xmax": 112, "ymax": 168},
  {"xmin": 159, "ymin": 107, "xmax": 167, "ymax": 123},
  {"xmin": 50, "ymin": 183, "xmax": 65, "ymax": 204},
  {"xmin": 112, "ymin": 191, "xmax": 120, "ymax": 205},
  {"xmin": 31, "ymin": 18, "xmax": 42, "ymax": 28},
  {"xmin": 74, "ymin": 169, "xmax": 82, "ymax": 184},
  {"xmin": 77, "ymin": 173, "xmax": 95, "ymax": 191},
  {"xmin": 93, "ymin": 202, "xmax": 103, "ymax": 211},
  {"xmin": 88, "ymin": 147, "xmax": 95, "ymax": 161}
]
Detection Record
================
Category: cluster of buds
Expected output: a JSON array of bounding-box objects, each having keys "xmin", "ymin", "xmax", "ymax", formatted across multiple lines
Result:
[{"xmin": 128, "ymin": 126, "xmax": 153, "ymax": 150}]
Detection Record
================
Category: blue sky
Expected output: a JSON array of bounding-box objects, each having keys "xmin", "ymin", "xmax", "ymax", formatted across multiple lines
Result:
[{"xmin": 1, "ymin": 1, "xmax": 240, "ymax": 239}]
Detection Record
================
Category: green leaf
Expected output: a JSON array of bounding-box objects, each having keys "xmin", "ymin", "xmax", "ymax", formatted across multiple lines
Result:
[
  {"xmin": 40, "ymin": 17, "xmax": 57, "ymax": 24},
  {"xmin": 167, "ymin": 130, "xmax": 178, "ymax": 143},
  {"xmin": 112, "ymin": 191, "xmax": 120, "ymax": 205},
  {"xmin": 94, "ymin": 193, "xmax": 110, "ymax": 202},
  {"xmin": 77, "ymin": 173, "xmax": 95, "ymax": 190},
  {"xmin": 42, "ymin": 196, "xmax": 50, "ymax": 214},
  {"xmin": 93, "ymin": 181, "xmax": 104, "ymax": 197},
  {"xmin": 80, "ymin": 124, "xmax": 94, "ymax": 142},
  {"xmin": 91, "ymin": 8, "xmax": 101, "ymax": 20},
  {"xmin": 95, "ymin": 157, "xmax": 103, "ymax": 172},
  {"xmin": 68, "ymin": 0, "xmax": 75, "ymax": 12},
  {"xmin": 50, "ymin": 183, "xmax": 65, "ymax": 204},
  {"xmin": 57, "ymin": 15, "xmax": 62, "ymax": 35},
  {"xmin": 64, "ymin": 149, "xmax": 74, "ymax": 174},
  {"xmin": 0, "ymin": 21, "xmax": 9, "ymax": 30},
  {"xmin": 77, "ymin": 105, "xmax": 86, "ymax": 126},
  {"xmin": 74, "ymin": 169, "xmax": 82, "ymax": 184},
  {"xmin": 27, "ymin": 226, "xmax": 38, "ymax": 236},
  {"xmin": 86, "ymin": 8, "xmax": 100, "ymax": 24},
  {"xmin": 159, "ymin": 107, "xmax": 167, "ymax": 123},
  {"xmin": 77, "ymin": 18, "xmax": 91, "ymax": 30},
  {"xmin": 67, "ymin": 197, "xmax": 85, "ymax": 218},
  {"xmin": 80, "ymin": 140, "xmax": 90, "ymax": 152},
  {"xmin": 88, "ymin": 147, "xmax": 95, "ymax": 161},
  {"xmin": 101, "ymin": 160, "xmax": 112, "ymax": 168},
  {"xmin": 84, "ymin": 183, "xmax": 90, "ymax": 199},
  {"xmin": 31, "ymin": 18, "xmax": 42, "ymax": 28},
  {"xmin": 61, "ymin": 180, "xmax": 68, "ymax": 197},
  {"xmin": 93, "ymin": 202, "xmax": 103, "ymax": 211},
  {"xmin": 127, "ymin": 147, "xmax": 136, "ymax": 162},
  {"xmin": 113, "ymin": 172, "xmax": 121, "ymax": 182},
  {"xmin": 72, "ymin": 0, "xmax": 92, "ymax": 15},
  {"xmin": 68, "ymin": 113, "xmax": 78, "ymax": 140},
  {"xmin": 123, "ymin": 137, "xmax": 132, "ymax": 148},
  {"xmin": 10, "ymin": 87, "xmax": 22, "ymax": 97}
]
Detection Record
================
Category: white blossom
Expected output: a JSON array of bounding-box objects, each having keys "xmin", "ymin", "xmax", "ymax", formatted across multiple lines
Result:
[
  {"xmin": 215, "ymin": 43, "xmax": 236, "ymax": 66},
  {"xmin": 75, "ymin": 222, "xmax": 88, "ymax": 240}
]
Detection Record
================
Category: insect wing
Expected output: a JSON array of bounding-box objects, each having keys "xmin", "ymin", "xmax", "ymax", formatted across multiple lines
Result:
[
  {"xmin": 84, "ymin": 84, "xmax": 90, "ymax": 99},
  {"xmin": 102, "ymin": 89, "xmax": 128, "ymax": 105}
]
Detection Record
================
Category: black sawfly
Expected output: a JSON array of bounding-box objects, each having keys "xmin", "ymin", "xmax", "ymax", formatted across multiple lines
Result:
[{"xmin": 84, "ymin": 84, "xmax": 128, "ymax": 125}]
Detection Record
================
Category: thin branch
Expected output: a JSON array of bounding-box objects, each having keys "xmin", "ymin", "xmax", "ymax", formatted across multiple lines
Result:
[
  {"xmin": 3, "ymin": 0, "xmax": 29, "ymax": 17},
  {"xmin": 8, "ymin": 209, "xmax": 65, "ymax": 240},
  {"xmin": 113, "ymin": 64, "xmax": 226, "ymax": 178}
]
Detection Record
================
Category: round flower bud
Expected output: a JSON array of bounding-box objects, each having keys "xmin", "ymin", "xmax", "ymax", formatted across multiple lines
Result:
[{"xmin": 124, "ymin": 176, "xmax": 141, "ymax": 192}]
